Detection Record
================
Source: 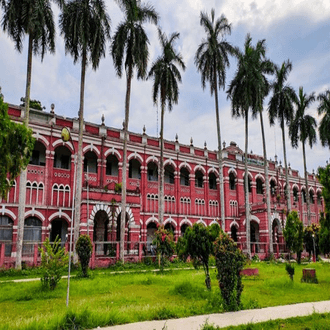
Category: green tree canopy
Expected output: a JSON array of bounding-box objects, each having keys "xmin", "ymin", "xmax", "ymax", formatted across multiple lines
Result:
[
  {"xmin": 0, "ymin": 90, "xmax": 34, "ymax": 198},
  {"xmin": 20, "ymin": 97, "xmax": 45, "ymax": 110}
]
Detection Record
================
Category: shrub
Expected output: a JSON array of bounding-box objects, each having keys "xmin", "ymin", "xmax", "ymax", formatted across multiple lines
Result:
[
  {"xmin": 39, "ymin": 236, "xmax": 68, "ymax": 290},
  {"xmin": 214, "ymin": 231, "xmax": 245, "ymax": 311},
  {"xmin": 304, "ymin": 223, "xmax": 320, "ymax": 260},
  {"xmin": 76, "ymin": 234, "xmax": 93, "ymax": 277},
  {"xmin": 285, "ymin": 263, "xmax": 295, "ymax": 281},
  {"xmin": 153, "ymin": 226, "xmax": 175, "ymax": 271}
]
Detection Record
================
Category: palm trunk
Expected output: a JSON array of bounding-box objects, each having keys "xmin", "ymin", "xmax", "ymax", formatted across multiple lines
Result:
[
  {"xmin": 259, "ymin": 110, "xmax": 273, "ymax": 254},
  {"xmin": 244, "ymin": 111, "xmax": 251, "ymax": 255},
  {"xmin": 213, "ymin": 72, "xmax": 225, "ymax": 231},
  {"xmin": 16, "ymin": 34, "xmax": 33, "ymax": 269},
  {"xmin": 73, "ymin": 48, "xmax": 87, "ymax": 263},
  {"xmin": 302, "ymin": 142, "xmax": 311, "ymax": 225},
  {"xmin": 159, "ymin": 102, "xmax": 165, "ymax": 225},
  {"xmin": 281, "ymin": 120, "xmax": 292, "ymax": 213},
  {"xmin": 120, "ymin": 64, "xmax": 133, "ymax": 263}
]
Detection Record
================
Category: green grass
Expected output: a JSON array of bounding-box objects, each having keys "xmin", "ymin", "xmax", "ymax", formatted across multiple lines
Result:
[
  {"xmin": 201, "ymin": 312, "xmax": 330, "ymax": 329},
  {"xmin": 0, "ymin": 261, "xmax": 329, "ymax": 330}
]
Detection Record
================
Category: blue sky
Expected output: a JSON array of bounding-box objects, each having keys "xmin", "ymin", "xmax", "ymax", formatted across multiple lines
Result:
[{"xmin": 1, "ymin": 0, "xmax": 329, "ymax": 176}]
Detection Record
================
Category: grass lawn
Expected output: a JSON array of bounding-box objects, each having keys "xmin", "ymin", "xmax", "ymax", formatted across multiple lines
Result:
[{"xmin": 0, "ymin": 261, "xmax": 329, "ymax": 330}]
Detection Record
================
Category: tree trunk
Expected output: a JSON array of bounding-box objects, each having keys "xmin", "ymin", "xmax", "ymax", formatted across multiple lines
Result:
[
  {"xmin": 213, "ymin": 72, "xmax": 225, "ymax": 231},
  {"xmin": 244, "ymin": 111, "xmax": 251, "ymax": 256},
  {"xmin": 73, "ymin": 48, "xmax": 87, "ymax": 263},
  {"xmin": 302, "ymin": 142, "xmax": 311, "ymax": 225},
  {"xmin": 281, "ymin": 120, "xmax": 292, "ymax": 213},
  {"xmin": 259, "ymin": 110, "xmax": 273, "ymax": 254},
  {"xmin": 16, "ymin": 34, "xmax": 33, "ymax": 269},
  {"xmin": 159, "ymin": 102, "xmax": 165, "ymax": 225},
  {"xmin": 120, "ymin": 64, "xmax": 133, "ymax": 263}
]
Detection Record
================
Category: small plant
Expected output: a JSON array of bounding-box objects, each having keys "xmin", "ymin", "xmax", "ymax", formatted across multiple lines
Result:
[
  {"xmin": 39, "ymin": 236, "xmax": 68, "ymax": 290},
  {"xmin": 252, "ymin": 254, "xmax": 260, "ymax": 262},
  {"xmin": 153, "ymin": 226, "xmax": 175, "ymax": 271},
  {"xmin": 104, "ymin": 184, "xmax": 108, "ymax": 192},
  {"xmin": 115, "ymin": 182, "xmax": 122, "ymax": 193},
  {"xmin": 76, "ymin": 234, "xmax": 93, "ymax": 277},
  {"xmin": 285, "ymin": 263, "xmax": 295, "ymax": 281}
]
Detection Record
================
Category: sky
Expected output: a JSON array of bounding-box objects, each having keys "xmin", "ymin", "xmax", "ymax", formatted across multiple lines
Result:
[{"xmin": 0, "ymin": 0, "xmax": 329, "ymax": 177}]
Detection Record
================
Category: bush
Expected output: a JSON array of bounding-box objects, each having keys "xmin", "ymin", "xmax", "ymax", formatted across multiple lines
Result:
[
  {"xmin": 39, "ymin": 236, "xmax": 68, "ymax": 290},
  {"xmin": 153, "ymin": 226, "xmax": 175, "ymax": 271},
  {"xmin": 76, "ymin": 235, "xmax": 93, "ymax": 277},
  {"xmin": 214, "ymin": 231, "xmax": 245, "ymax": 311},
  {"xmin": 285, "ymin": 263, "xmax": 295, "ymax": 281}
]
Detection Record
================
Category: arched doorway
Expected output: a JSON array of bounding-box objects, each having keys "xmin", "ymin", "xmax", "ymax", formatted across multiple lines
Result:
[
  {"xmin": 50, "ymin": 219, "xmax": 68, "ymax": 247},
  {"xmin": 147, "ymin": 222, "xmax": 157, "ymax": 255},
  {"xmin": 231, "ymin": 225, "xmax": 238, "ymax": 242},
  {"xmin": 250, "ymin": 221, "xmax": 259, "ymax": 253},
  {"xmin": 94, "ymin": 210, "xmax": 109, "ymax": 255}
]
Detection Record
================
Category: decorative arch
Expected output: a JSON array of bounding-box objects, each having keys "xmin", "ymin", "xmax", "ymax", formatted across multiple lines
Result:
[
  {"xmin": 83, "ymin": 143, "xmax": 100, "ymax": 156},
  {"xmin": 272, "ymin": 218, "xmax": 282, "ymax": 233},
  {"xmin": 179, "ymin": 219, "xmax": 192, "ymax": 227},
  {"xmin": 48, "ymin": 211, "xmax": 71, "ymax": 224},
  {"xmin": 146, "ymin": 155, "xmax": 159, "ymax": 165},
  {"xmin": 114, "ymin": 205, "xmax": 135, "ymax": 225},
  {"xmin": 308, "ymin": 187, "xmax": 315, "ymax": 194},
  {"xmin": 209, "ymin": 219, "xmax": 220, "ymax": 226},
  {"xmin": 90, "ymin": 203, "xmax": 112, "ymax": 224},
  {"xmin": 0, "ymin": 205, "xmax": 16, "ymax": 220},
  {"xmin": 229, "ymin": 220, "xmax": 239, "ymax": 228},
  {"xmin": 243, "ymin": 215, "xmax": 260, "ymax": 226},
  {"xmin": 52, "ymin": 139, "xmax": 74, "ymax": 152},
  {"xmin": 269, "ymin": 176, "xmax": 277, "ymax": 184},
  {"xmin": 197, "ymin": 219, "xmax": 207, "ymax": 227},
  {"xmin": 316, "ymin": 187, "xmax": 322, "ymax": 194},
  {"xmin": 193, "ymin": 164, "xmax": 206, "ymax": 174},
  {"xmin": 164, "ymin": 217, "xmax": 177, "ymax": 227},
  {"xmin": 243, "ymin": 171, "xmax": 253, "ymax": 180},
  {"xmin": 208, "ymin": 167, "xmax": 219, "ymax": 176},
  {"xmin": 292, "ymin": 183, "xmax": 299, "ymax": 191},
  {"xmin": 164, "ymin": 158, "xmax": 176, "ymax": 169},
  {"xmin": 25, "ymin": 209, "xmax": 45, "ymax": 221},
  {"xmin": 255, "ymin": 173, "xmax": 265, "ymax": 182},
  {"xmin": 33, "ymin": 132, "xmax": 49, "ymax": 147},
  {"xmin": 146, "ymin": 216, "xmax": 159, "ymax": 226},
  {"xmin": 228, "ymin": 167, "xmax": 237, "ymax": 176},
  {"xmin": 179, "ymin": 161, "xmax": 192, "ymax": 171},
  {"xmin": 127, "ymin": 151, "xmax": 143, "ymax": 164},
  {"xmin": 104, "ymin": 146, "xmax": 121, "ymax": 160}
]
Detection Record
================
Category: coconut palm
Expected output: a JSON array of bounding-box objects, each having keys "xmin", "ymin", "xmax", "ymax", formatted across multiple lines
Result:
[
  {"xmin": 148, "ymin": 28, "xmax": 186, "ymax": 225},
  {"xmin": 317, "ymin": 90, "xmax": 330, "ymax": 148},
  {"xmin": 1, "ymin": 0, "xmax": 63, "ymax": 269},
  {"xmin": 289, "ymin": 87, "xmax": 316, "ymax": 225},
  {"xmin": 111, "ymin": 0, "xmax": 158, "ymax": 262},
  {"xmin": 194, "ymin": 9, "xmax": 236, "ymax": 231},
  {"xmin": 60, "ymin": 0, "xmax": 111, "ymax": 259},
  {"xmin": 268, "ymin": 60, "xmax": 297, "ymax": 213},
  {"xmin": 227, "ymin": 34, "xmax": 273, "ymax": 255}
]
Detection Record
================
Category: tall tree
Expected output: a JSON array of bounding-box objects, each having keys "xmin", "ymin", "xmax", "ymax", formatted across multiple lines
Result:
[
  {"xmin": 111, "ymin": 0, "xmax": 158, "ymax": 262},
  {"xmin": 289, "ymin": 87, "xmax": 316, "ymax": 225},
  {"xmin": 194, "ymin": 9, "xmax": 235, "ymax": 230},
  {"xmin": 148, "ymin": 28, "xmax": 185, "ymax": 225},
  {"xmin": 60, "ymin": 0, "xmax": 111, "ymax": 259},
  {"xmin": 317, "ymin": 89, "xmax": 330, "ymax": 148},
  {"xmin": 1, "ymin": 0, "xmax": 63, "ymax": 269},
  {"xmin": 227, "ymin": 35, "xmax": 272, "ymax": 255},
  {"xmin": 268, "ymin": 60, "xmax": 297, "ymax": 213}
]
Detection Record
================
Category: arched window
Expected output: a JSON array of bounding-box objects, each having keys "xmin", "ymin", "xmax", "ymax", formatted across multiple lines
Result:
[
  {"xmin": 317, "ymin": 192, "xmax": 322, "ymax": 205},
  {"xmin": 309, "ymin": 190, "xmax": 315, "ymax": 204},
  {"xmin": 302, "ymin": 189, "xmax": 306, "ymax": 203},
  {"xmin": 54, "ymin": 146, "xmax": 71, "ymax": 169},
  {"xmin": 129, "ymin": 159, "xmax": 141, "ymax": 179},
  {"xmin": 209, "ymin": 172, "xmax": 217, "ymax": 190},
  {"xmin": 84, "ymin": 151, "xmax": 98, "ymax": 173},
  {"xmin": 270, "ymin": 180, "xmax": 276, "ymax": 196},
  {"xmin": 244, "ymin": 175, "xmax": 252, "ymax": 193},
  {"xmin": 293, "ymin": 187, "xmax": 299, "ymax": 202},
  {"xmin": 106, "ymin": 155, "xmax": 119, "ymax": 176},
  {"xmin": 30, "ymin": 141, "xmax": 46, "ymax": 166},
  {"xmin": 180, "ymin": 167, "xmax": 190, "ymax": 186},
  {"xmin": 256, "ymin": 178, "xmax": 263, "ymax": 195},
  {"xmin": 0, "ymin": 216, "xmax": 13, "ymax": 256},
  {"xmin": 195, "ymin": 170, "xmax": 203, "ymax": 188},
  {"xmin": 147, "ymin": 162, "xmax": 158, "ymax": 181},
  {"xmin": 164, "ymin": 165, "xmax": 174, "ymax": 184},
  {"xmin": 229, "ymin": 173, "xmax": 236, "ymax": 190}
]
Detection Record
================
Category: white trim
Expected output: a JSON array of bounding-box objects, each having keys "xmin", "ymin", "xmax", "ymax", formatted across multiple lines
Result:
[
  {"xmin": 146, "ymin": 155, "xmax": 159, "ymax": 165},
  {"xmin": 33, "ymin": 132, "xmax": 49, "ymax": 146},
  {"xmin": 25, "ymin": 209, "xmax": 45, "ymax": 221},
  {"xmin": 164, "ymin": 217, "xmax": 177, "ymax": 227},
  {"xmin": 146, "ymin": 216, "xmax": 159, "ymax": 226},
  {"xmin": 197, "ymin": 219, "xmax": 207, "ymax": 227},
  {"xmin": 104, "ymin": 147, "xmax": 121, "ymax": 160},
  {"xmin": 127, "ymin": 151, "xmax": 143, "ymax": 164},
  {"xmin": 52, "ymin": 139, "xmax": 74, "ymax": 152},
  {"xmin": 179, "ymin": 219, "xmax": 192, "ymax": 227},
  {"xmin": 179, "ymin": 161, "xmax": 192, "ymax": 171},
  {"xmin": 83, "ymin": 144, "xmax": 100, "ymax": 156},
  {"xmin": 193, "ymin": 164, "xmax": 206, "ymax": 174},
  {"xmin": 48, "ymin": 211, "xmax": 71, "ymax": 223},
  {"xmin": 0, "ymin": 206, "xmax": 17, "ymax": 220}
]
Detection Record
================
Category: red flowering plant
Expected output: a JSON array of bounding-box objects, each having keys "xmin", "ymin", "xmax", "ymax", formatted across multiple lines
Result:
[{"xmin": 153, "ymin": 225, "xmax": 175, "ymax": 270}]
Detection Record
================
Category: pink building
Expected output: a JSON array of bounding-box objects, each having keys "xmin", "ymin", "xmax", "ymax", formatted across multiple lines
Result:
[{"xmin": 0, "ymin": 105, "xmax": 324, "ymax": 267}]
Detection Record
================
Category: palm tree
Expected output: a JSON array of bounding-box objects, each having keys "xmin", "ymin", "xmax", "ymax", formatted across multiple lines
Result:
[
  {"xmin": 268, "ymin": 60, "xmax": 297, "ymax": 214},
  {"xmin": 227, "ymin": 34, "xmax": 273, "ymax": 255},
  {"xmin": 60, "ymin": 0, "xmax": 111, "ymax": 260},
  {"xmin": 194, "ymin": 9, "xmax": 235, "ymax": 231},
  {"xmin": 111, "ymin": 0, "xmax": 158, "ymax": 262},
  {"xmin": 148, "ymin": 28, "xmax": 186, "ymax": 225},
  {"xmin": 317, "ymin": 90, "xmax": 330, "ymax": 148},
  {"xmin": 289, "ymin": 87, "xmax": 316, "ymax": 225},
  {"xmin": 1, "ymin": 0, "xmax": 63, "ymax": 269}
]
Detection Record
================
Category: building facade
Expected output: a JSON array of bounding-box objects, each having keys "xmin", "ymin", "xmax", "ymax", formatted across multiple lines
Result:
[{"xmin": 0, "ymin": 105, "xmax": 324, "ymax": 267}]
